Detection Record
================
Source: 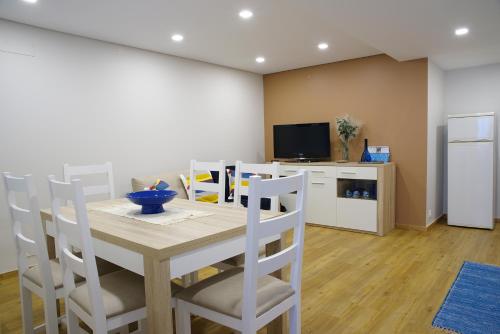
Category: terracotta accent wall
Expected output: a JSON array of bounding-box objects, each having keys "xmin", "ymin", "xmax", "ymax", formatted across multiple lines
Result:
[{"xmin": 264, "ymin": 54, "xmax": 428, "ymax": 228}]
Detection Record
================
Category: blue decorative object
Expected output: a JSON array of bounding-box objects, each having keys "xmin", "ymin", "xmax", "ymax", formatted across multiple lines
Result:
[
  {"xmin": 148, "ymin": 179, "xmax": 169, "ymax": 190},
  {"xmin": 360, "ymin": 138, "xmax": 372, "ymax": 162},
  {"xmin": 352, "ymin": 190, "xmax": 361, "ymax": 199},
  {"xmin": 432, "ymin": 261, "xmax": 500, "ymax": 334},
  {"xmin": 362, "ymin": 190, "xmax": 370, "ymax": 199},
  {"xmin": 345, "ymin": 189, "xmax": 353, "ymax": 198},
  {"xmin": 126, "ymin": 190, "xmax": 177, "ymax": 214},
  {"xmin": 155, "ymin": 180, "xmax": 169, "ymax": 191},
  {"xmin": 368, "ymin": 146, "xmax": 391, "ymax": 163}
]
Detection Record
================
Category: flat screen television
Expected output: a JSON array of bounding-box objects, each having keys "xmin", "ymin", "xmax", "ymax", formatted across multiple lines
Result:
[{"xmin": 273, "ymin": 122, "xmax": 331, "ymax": 160}]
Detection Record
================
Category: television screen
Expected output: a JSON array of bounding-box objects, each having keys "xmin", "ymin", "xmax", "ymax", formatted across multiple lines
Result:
[{"xmin": 273, "ymin": 123, "xmax": 331, "ymax": 159}]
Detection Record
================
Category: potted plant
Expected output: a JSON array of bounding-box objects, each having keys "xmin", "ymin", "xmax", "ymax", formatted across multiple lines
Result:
[{"xmin": 335, "ymin": 115, "xmax": 360, "ymax": 161}]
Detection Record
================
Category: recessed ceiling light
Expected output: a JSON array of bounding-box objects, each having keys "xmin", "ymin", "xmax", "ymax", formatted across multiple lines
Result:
[
  {"xmin": 171, "ymin": 34, "xmax": 184, "ymax": 42},
  {"xmin": 22, "ymin": 0, "xmax": 37, "ymax": 3},
  {"xmin": 255, "ymin": 57, "xmax": 265, "ymax": 63},
  {"xmin": 239, "ymin": 10, "xmax": 253, "ymax": 19},
  {"xmin": 455, "ymin": 27, "xmax": 469, "ymax": 36},
  {"xmin": 318, "ymin": 43, "xmax": 329, "ymax": 50}
]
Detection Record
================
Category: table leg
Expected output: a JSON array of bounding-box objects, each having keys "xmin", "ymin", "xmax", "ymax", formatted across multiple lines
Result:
[
  {"xmin": 266, "ymin": 236, "xmax": 286, "ymax": 334},
  {"xmin": 143, "ymin": 256, "xmax": 173, "ymax": 334}
]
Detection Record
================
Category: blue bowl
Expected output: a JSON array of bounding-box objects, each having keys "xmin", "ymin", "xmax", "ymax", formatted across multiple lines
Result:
[{"xmin": 126, "ymin": 190, "xmax": 177, "ymax": 214}]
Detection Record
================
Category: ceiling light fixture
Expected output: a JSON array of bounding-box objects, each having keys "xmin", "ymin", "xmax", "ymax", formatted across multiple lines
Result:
[
  {"xmin": 318, "ymin": 42, "xmax": 329, "ymax": 50},
  {"xmin": 171, "ymin": 34, "xmax": 184, "ymax": 42},
  {"xmin": 455, "ymin": 27, "xmax": 469, "ymax": 36},
  {"xmin": 255, "ymin": 57, "xmax": 265, "ymax": 63},
  {"xmin": 239, "ymin": 10, "xmax": 253, "ymax": 19},
  {"xmin": 22, "ymin": 0, "xmax": 38, "ymax": 3}
]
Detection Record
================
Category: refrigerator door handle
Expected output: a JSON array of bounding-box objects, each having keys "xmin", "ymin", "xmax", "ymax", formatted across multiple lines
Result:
[{"xmin": 449, "ymin": 139, "xmax": 493, "ymax": 143}]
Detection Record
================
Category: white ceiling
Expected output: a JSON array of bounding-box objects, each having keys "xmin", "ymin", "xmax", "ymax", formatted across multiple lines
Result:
[
  {"xmin": 321, "ymin": 0, "xmax": 500, "ymax": 70},
  {"xmin": 1, "ymin": 0, "xmax": 499, "ymax": 74}
]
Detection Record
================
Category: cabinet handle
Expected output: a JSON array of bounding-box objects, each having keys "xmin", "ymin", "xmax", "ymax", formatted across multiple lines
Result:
[
  {"xmin": 311, "ymin": 170, "xmax": 324, "ymax": 173},
  {"xmin": 284, "ymin": 169, "xmax": 297, "ymax": 172},
  {"xmin": 311, "ymin": 182, "xmax": 325, "ymax": 185},
  {"xmin": 341, "ymin": 171, "xmax": 357, "ymax": 174}
]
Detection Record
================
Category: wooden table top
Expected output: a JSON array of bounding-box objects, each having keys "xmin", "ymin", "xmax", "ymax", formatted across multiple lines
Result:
[{"xmin": 41, "ymin": 198, "xmax": 279, "ymax": 260}]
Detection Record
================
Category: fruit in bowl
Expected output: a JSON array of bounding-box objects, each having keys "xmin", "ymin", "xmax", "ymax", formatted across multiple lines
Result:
[{"xmin": 126, "ymin": 190, "xmax": 177, "ymax": 214}]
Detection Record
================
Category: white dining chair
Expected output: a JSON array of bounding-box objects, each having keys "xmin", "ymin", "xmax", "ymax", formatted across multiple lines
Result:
[
  {"xmin": 181, "ymin": 160, "xmax": 228, "ymax": 286},
  {"xmin": 175, "ymin": 170, "xmax": 308, "ymax": 334},
  {"xmin": 47, "ymin": 176, "xmax": 182, "ymax": 334},
  {"xmin": 62, "ymin": 162, "xmax": 122, "ymax": 275},
  {"xmin": 233, "ymin": 161, "xmax": 280, "ymax": 212},
  {"xmin": 63, "ymin": 162, "xmax": 115, "ymax": 200},
  {"xmin": 188, "ymin": 160, "xmax": 226, "ymax": 206},
  {"xmin": 2, "ymin": 172, "xmax": 63, "ymax": 334},
  {"xmin": 212, "ymin": 161, "xmax": 281, "ymax": 272}
]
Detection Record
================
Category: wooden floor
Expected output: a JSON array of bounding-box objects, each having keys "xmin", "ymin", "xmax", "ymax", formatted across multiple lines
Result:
[{"xmin": 1, "ymin": 222, "xmax": 499, "ymax": 334}]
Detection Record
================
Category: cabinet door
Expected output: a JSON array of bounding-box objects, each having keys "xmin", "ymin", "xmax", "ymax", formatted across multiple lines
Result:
[
  {"xmin": 279, "ymin": 177, "xmax": 337, "ymax": 227},
  {"xmin": 337, "ymin": 198, "xmax": 377, "ymax": 232},
  {"xmin": 306, "ymin": 177, "xmax": 337, "ymax": 226}
]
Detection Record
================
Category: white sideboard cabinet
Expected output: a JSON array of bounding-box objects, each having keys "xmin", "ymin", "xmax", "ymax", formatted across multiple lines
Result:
[{"xmin": 278, "ymin": 162, "xmax": 396, "ymax": 236}]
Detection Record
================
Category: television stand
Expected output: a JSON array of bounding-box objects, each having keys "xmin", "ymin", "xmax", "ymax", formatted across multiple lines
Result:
[{"xmin": 277, "ymin": 161, "xmax": 396, "ymax": 236}]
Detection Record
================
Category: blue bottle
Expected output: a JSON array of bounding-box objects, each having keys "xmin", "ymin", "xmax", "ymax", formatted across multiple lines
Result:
[{"xmin": 360, "ymin": 138, "xmax": 372, "ymax": 162}]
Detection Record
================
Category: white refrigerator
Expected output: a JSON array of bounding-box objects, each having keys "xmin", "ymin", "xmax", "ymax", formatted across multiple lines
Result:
[{"xmin": 448, "ymin": 112, "xmax": 495, "ymax": 229}]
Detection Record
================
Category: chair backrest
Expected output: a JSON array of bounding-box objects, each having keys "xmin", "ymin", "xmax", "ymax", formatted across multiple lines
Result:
[
  {"xmin": 242, "ymin": 170, "xmax": 308, "ymax": 324},
  {"xmin": 2, "ymin": 173, "xmax": 55, "ymax": 289},
  {"xmin": 189, "ymin": 160, "xmax": 226, "ymax": 205},
  {"xmin": 233, "ymin": 161, "xmax": 280, "ymax": 212},
  {"xmin": 48, "ymin": 176, "xmax": 107, "ymax": 329},
  {"xmin": 63, "ymin": 162, "xmax": 115, "ymax": 200}
]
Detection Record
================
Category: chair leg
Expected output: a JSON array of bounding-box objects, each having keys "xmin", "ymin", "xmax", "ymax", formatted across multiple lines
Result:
[
  {"xmin": 289, "ymin": 304, "xmax": 300, "ymax": 334},
  {"xmin": 182, "ymin": 271, "xmax": 199, "ymax": 287},
  {"xmin": 20, "ymin": 285, "xmax": 34, "ymax": 334},
  {"xmin": 181, "ymin": 274, "xmax": 191, "ymax": 287},
  {"xmin": 189, "ymin": 271, "xmax": 198, "ymax": 284},
  {"xmin": 241, "ymin": 326, "xmax": 256, "ymax": 334},
  {"xmin": 56, "ymin": 299, "xmax": 63, "ymax": 317},
  {"xmin": 138, "ymin": 319, "xmax": 147, "ymax": 334},
  {"xmin": 42, "ymin": 296, "xmax": 59, "ymax": 334},
  {"xmin": 175, "ymin": 301, "xmax": 191, "ymax": 334},
  {"xmin": 66, "ymin": 307, "xmax": 80, "ymax": 334}
]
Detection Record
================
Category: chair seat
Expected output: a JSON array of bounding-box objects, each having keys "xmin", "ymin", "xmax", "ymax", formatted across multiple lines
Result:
[
  {"xmin": 69, "ymin": 270, "xmax": 182, "ymax": 319},
  {"xmin": 24, "ymin": 259, "xmax": 84, "ymax": 289},
  {"xmin": 23, "ymin": 256, "xmax": 121, "ymax": 290},
  {"xmin": 176, "ymin": 267, "xmax": 294, "ymax": 319}
]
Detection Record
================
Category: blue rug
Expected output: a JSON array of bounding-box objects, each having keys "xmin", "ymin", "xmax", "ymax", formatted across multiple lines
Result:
[{"xmin": 433, "ymin": 261, "xmax": 500, "ymax": 334}]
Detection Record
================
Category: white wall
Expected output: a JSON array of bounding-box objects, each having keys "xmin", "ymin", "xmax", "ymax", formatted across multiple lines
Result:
[
  {"xmin": 426, "ymin": 61, "xmax": 445, "ymax": 225},
  {"xmin": 0, "ymin": 20, "xmax": 264, "ymax": 274},
  {"xmin": 444, "ymin": 63, "xmax": 500, "ymax": 217}
]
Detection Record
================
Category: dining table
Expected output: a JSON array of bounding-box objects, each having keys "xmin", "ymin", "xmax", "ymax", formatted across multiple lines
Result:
[{"xmin": 40, "ymin": 197, "xmax": 285, "ymax": 334}]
